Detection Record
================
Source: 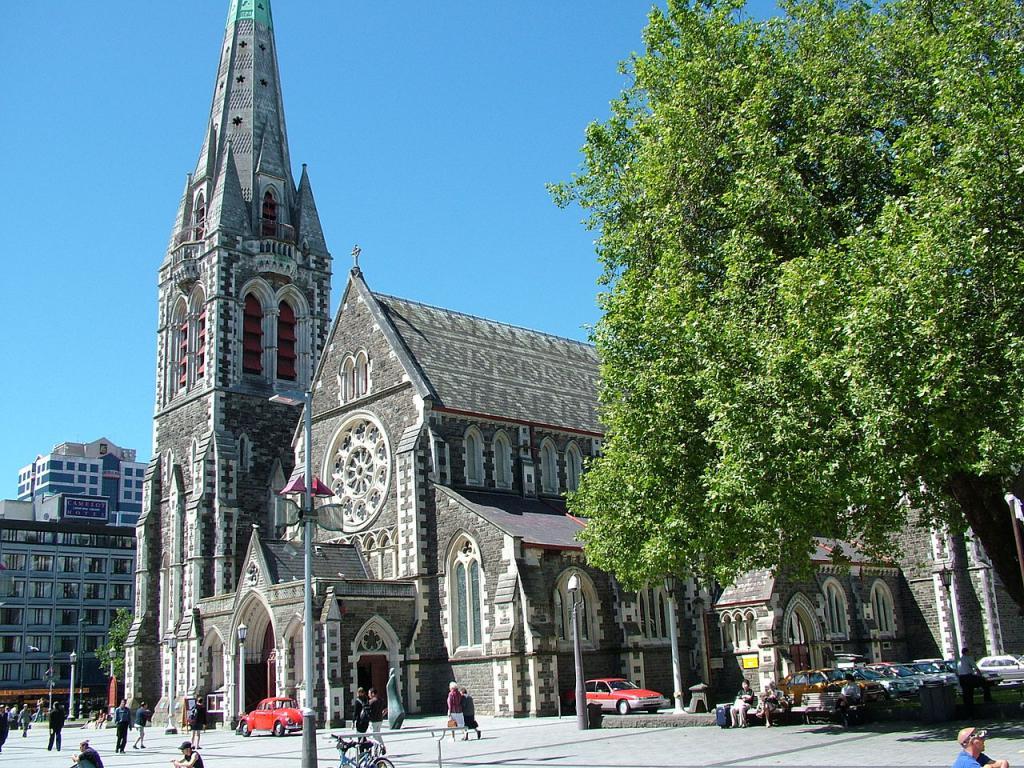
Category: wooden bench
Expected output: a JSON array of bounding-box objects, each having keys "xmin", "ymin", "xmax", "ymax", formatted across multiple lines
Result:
[{"xmin": 791, "ymin": 692, "xmax": 840, "ymax": 724}]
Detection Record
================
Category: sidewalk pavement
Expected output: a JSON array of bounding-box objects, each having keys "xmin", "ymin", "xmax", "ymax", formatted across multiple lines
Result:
[{"xmin": 3, "ymin": 713, "xmax": 1021, "ymax": 768}]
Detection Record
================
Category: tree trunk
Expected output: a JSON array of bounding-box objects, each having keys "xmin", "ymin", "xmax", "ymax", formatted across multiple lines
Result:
[{"xmin": 945, "ymin": 472, "xmax": 1024, "ymax": 612}]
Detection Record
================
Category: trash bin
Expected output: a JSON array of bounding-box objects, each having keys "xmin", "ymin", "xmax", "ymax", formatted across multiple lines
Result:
[
  {"xmin": 587, "ymin": 702, "xmax": 603, "ymax": 729},
  {"xmin": 919, "ymin": 681, "xmax": 955, "ymax": 723}
]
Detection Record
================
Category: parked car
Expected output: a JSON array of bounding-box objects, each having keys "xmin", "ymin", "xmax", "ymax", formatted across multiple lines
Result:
[
  {"xmin": 977, "ymin": 655, "xmax": 1024, "ymax": 685},
  {"xmin": 778, "ymin": 668, "xmax": 885, "ymax": 705},
  {"xmin": 566, "ymin": 678, "xmax": 668, "ymax": 715},
  {"xmin": 239, "ymin": 696, "xmax": 303, "ymax": 736},
  {"xmin": 910, "ymin": 660, "xmax": 959, "ymax": 687},
  {"xmin": 853, "ymin": 666, "xmax": 916, "ymax": 699},
  {"xmin": 867, "ymin": 663, "xmax": 925, "ymax": 697}
]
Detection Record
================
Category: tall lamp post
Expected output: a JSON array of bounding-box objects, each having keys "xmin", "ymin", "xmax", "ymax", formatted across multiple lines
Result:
[
  {"xmin": 663, "ymin": 576, "xmax": 686, "ymax": 714},
  {"xmin": 237, "ymin": 623, "xmax": 247, "ymax": 726},
  {"xmin": 566, "ymin": 572, "xmax": 587, "ymax": 730},
  {"xmin": 68, "ymin": 651, "xmax": 77, "ymax": 719},
  {"xmin": 269, "ymin": 389, "xmax": 317, "ymax": 768},
  {"xmin": 937, "ymin": 566, "xmax": 962, "ymax": 660},
  {"xmin": 1003, "ymin": 494, "xmax": 1024, "ymax": 596},
  {"xmin": 165, "ymin": 636, "xmax": 178, "ymax": 735}
]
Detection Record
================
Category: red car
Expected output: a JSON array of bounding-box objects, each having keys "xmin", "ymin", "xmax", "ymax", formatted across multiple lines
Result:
[
  {"xmin": 239, "ymin": 696, "xmax": 303, "ymax": 736},
  {"xmin": 567, "ymin": 678, "xmax": 669, "ymax": 715}
]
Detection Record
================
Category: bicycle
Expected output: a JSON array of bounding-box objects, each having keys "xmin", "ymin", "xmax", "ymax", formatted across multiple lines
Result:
[{"xmin": 329, "ymin": 733, "xmax": 395, "ymax": 768}]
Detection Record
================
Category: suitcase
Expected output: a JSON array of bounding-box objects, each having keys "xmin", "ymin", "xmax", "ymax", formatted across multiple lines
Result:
[{"xmin": 716, "ymin": 703, "xmax": 731, "ymax": 728}]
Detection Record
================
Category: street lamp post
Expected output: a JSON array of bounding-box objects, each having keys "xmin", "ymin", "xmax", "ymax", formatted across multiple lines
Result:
[
  {"xmin": 68, "ymin": 651, "xmax": 77, "ymax": 719},
  {"xmin": 566, "ymin": 572, "xmax": 587, "ymax": 730},
  {"xmin": 237, "ymin": 623, "xmax": 247, "ymax": 727},
  {"xmin": 937, "ymin": 566, "xmax": 962, "ymax": 660},
  {"xmin": 663, "ymin": 576, "xmax": 686, "ymax": 714},
  {"xmin": 166, "ymin": 636, "xmax": 178, "ymax": 735},
  {"xmin": 1003, "ymin": 494, "xmax": 1024, "ymax": 597},
  {"xmin": 270, "ymin": 389, "xmax": 317, "ymax": 768}
]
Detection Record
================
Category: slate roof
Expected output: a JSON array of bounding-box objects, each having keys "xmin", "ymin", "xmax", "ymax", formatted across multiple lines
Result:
[
  {"xmin": 260, "ymin": 539, "xmax": 368, "ymax": 583},
  {"xmin": 716, "ymin": 570, "xmax": 775, "ymax": 607},
  {"xmin": 437, "ymin": 486, "xmax": 585, "ymax": 549},
  {"xmin": 373, "ymin": 293, "xmax": 601, "ymax": 434}
]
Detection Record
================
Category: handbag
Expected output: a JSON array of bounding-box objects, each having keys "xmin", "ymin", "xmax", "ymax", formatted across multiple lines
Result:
[{"xmin": 446, "ymin": 718, "xmax": 457, "ymax": 729}]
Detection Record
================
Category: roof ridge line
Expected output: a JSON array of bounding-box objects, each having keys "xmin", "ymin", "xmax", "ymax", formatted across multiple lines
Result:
[{"xmin": 372, "ymin": 291, "xmax": 595, "ymax": 350}]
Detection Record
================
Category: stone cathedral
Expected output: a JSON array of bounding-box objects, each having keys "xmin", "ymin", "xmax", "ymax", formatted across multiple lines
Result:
[{"xmin": 126, "ymin": 0, "xmax": 1023, "ymax": 726}]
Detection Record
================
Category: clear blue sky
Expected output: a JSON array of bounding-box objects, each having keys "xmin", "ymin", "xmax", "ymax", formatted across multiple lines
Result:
[{"xmin": 0, "ymin": 1, "xmax": 775, "ymax": 493}]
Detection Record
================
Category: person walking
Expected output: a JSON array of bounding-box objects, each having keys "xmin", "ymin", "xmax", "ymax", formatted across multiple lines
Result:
[
  {"xmin": 367, "ymin": 687, "xmax": 387, "ymax": 754},
  {"xmin": 132, "ymin": 701, "xmax": 151, "ymax": 750},
  {"xmin": 113, "ymin": 698, "xmax": 132, "ymax": 753},
  {"xmin": 460, "ymin": 686, "xmax": 480, "ymax": 740},
  {"xmin": 19, "ymin": 704, "xmax": 32, "ymax": 737},
  {"xmin": 352, "ymin": 687, "xmax": 369, "ymax": 734},
  {"xmin": 72, "ymin": 738, "xmax": 104, "ymax": 768},
  {"xmin": 446, "ymin": 682, "xmax": 464, "ymax": 740},
  {"xmin": 48, "ymin": 700, "xmax": 66, "ymax": 751},
  {"xmin": 0, "ymin": 704, "xmax": 9, "ymax": 753},
  {"xmin": 187, "ymin": 696, "xmax": 207, "ymax": 749}
]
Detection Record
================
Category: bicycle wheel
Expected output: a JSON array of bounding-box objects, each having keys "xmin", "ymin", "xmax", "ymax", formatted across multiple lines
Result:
[{"xmin": 371, "ymin": 758, "xmax": 395, "ymax": 768}]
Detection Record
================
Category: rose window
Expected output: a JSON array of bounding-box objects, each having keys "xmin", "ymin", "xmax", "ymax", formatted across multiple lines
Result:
[{"xmin": 328, "ymin": 417, "xmax": 390, "ymax": 530}]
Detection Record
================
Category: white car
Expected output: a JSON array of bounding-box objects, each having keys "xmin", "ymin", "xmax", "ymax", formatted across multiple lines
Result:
[{"xmin": 977, "ymin": 655, "xmax": 1024, "ymax": 684}]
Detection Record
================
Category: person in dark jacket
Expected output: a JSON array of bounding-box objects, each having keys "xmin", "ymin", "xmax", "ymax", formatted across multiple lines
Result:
[
  {"xmin": 113, "ymin": 699, "xmax": 132, "ymax": 753},
  {"xmin": 367, "ymin": 687, "xmax": 387, "ymax": 753},
  {"xmin": 460, "ymin": 687, "xmax": 480, "ymax": 740},
  {"xmin": 132, "ymin": 701, "xmax": 151, "ymax": 750},
  {"xmin": 0, "ymin": 704, "xmax": 9, "ymax": 753},
  {"xmin": 48, "ymin": 701, "xmax": 67, "ymax": 751},
  {"xmin": 72, "ymin": 739, "xmax": 104, "ymax": 768},
  {"xmin": 352, "ymin": 687, "xmax": 369, "ymax": 734},
  {"xmin": 187, "ymin": 697, "xmax": 207, "ymax": 749}
]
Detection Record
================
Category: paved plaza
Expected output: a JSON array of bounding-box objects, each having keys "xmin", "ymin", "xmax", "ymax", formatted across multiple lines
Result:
[{"xmin": 4, "ymin": 715, "xmax": 1022, "ymax": 768}]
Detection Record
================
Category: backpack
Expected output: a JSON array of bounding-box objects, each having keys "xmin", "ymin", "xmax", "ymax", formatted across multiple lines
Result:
[
  {"xmin": 354, "ymin": 700, "xmax": 369, "ymax": 733},
  {"xmin": 188, "ymin": 705, "xmax": 199, "ymax": 723}
]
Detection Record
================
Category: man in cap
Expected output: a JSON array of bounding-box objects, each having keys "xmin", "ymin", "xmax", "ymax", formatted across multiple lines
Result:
[
  {"xmin": 171, "ymin": 739, "xmax": 205, "ymax": 768},
  {"xmin": 952, "ymin": 727, "xmax": 1009, "ymax": 768}
]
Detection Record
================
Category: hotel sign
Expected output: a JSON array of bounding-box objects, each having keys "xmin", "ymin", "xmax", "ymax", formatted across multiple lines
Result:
[{"xmin": 63, "ymin": 496, "xmax": 108, "ymax": 522}]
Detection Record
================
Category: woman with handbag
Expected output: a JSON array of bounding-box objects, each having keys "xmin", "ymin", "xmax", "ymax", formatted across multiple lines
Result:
[{"xmin": 445, "ymin": 682, "xmax": 464, "ymax": 740}]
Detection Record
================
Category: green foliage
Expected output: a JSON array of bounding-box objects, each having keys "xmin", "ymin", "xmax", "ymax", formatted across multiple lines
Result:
[
  {"xmin": 557, "ymin": 0, "xmax": 1024, "ymax": 592},
  {"xmin": 97, "ymin": 608, "xmax": 132, "ymax": 679}
]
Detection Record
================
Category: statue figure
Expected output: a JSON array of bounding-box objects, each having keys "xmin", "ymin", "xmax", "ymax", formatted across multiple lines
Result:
[{"xmin": 386, "ymin": 668, "xmax": 405, "ymax": 730}]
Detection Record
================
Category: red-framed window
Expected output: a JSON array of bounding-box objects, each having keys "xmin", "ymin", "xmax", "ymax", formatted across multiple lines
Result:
[
  {"xmin": 178, "ymin": 319, "xmax": 189, "ymax": 389},
  {"xmin": 277, "ymin": 301, "xmax": 296, "ymax": 381},
  {"xmin": 261, "ymin": 190, "xmax": 277, "ymax": 236},
  {"xmin": 196, "ymin": 309, "xmax": 207, "ymax": 379},
  {"xmin": 243, "ymin": 295, "xmax": 263, "ymax": 374}
]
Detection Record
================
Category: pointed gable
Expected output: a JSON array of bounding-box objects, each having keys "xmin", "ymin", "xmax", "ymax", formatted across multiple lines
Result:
[
  {"xmin": 295, "ymin": 165, "xmax": 327, "ymax": 254},
  {"xmin": 207, "ymin": 142, "xmax": 251, "ymax": 237}
]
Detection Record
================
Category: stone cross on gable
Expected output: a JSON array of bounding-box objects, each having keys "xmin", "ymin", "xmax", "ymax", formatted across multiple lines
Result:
[{"xmin": 351, "ymin": 244, "xmax": 361, "ymax": 269}]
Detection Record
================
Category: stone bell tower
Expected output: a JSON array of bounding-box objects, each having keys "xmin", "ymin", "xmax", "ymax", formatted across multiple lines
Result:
[{"xmin": 125, "ymin": 0, "xmax": 332, "ymax": 708}]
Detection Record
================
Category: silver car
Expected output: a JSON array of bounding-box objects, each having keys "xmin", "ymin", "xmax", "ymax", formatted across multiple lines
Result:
[{"xmin": 977, "ymin": 655, "xmax": 1024, "ymax": 685}]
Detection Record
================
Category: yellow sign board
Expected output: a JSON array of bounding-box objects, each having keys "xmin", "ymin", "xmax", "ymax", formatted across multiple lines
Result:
[{"xmin": 741, "ymin": 655, "xmax": 759, "ymax": 670}]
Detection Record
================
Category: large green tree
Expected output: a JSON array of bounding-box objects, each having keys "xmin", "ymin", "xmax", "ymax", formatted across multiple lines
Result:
[
  {"xmin": 97, "ymin": 608, "xmax": 132, "ymax": 680},
  {"xmin": 556, "ymin": 0, "xmax": 1024, "ymax": 604}
]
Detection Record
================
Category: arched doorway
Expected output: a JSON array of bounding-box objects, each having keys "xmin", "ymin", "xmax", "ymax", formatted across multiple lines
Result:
[
  {"xmin": 236, "ymin": 597, "xmax": 276, "ymax": 714},
  {"xmin": 351, "ymin": 620, "xmax": 401, "ymax": 700},
  {"xmin": 782, "ymin": 594, "xmax": 820, "ymax": 675}
]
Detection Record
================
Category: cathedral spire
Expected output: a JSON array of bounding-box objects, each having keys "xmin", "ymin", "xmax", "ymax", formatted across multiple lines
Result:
[{"xmin": 189, "ymin": 0, "xmax": 295, "ymax": 238}]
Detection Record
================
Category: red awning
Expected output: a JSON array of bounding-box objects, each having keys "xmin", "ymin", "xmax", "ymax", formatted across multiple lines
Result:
[{"xmin": 279, "ymin": 470, "xmax": 335, "ymax": 498}]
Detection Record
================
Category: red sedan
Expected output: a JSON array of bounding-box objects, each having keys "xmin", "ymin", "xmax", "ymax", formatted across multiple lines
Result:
[
  {"xmin": 567, "ymin": 678, "xmax": 669, "ymax": 715},
  {"xmin": 239, "ymin": 696, "xmax": 303, "ymax": 737}
]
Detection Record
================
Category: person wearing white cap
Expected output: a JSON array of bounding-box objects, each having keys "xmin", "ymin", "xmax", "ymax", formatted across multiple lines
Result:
[
  {"xmin": 171, "ymin": 740, "xmax": 205, "ymax": 768},
  {"xmin": 952, "ymin": 727, "xmax": 1008, "ymax": 768}
]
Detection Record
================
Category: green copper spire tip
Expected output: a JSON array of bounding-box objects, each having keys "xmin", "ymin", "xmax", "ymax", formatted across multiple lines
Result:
[{"xmin": 227, "ymin": 0, "xmax": 273, "ymax": 29}]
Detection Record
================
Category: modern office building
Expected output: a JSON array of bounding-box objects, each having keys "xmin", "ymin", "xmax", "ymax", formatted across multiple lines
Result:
[
  {"xmin": 16, "ymin": 438, "xmax": 147, "ymax": 527},
  {"xmin": 0, "ymin": 502, "xmax": 135, "ymax": 711}
]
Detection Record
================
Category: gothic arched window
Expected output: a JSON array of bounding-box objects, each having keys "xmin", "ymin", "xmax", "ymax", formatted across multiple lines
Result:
[
  {"xmin": 277, "ymin": 300, "xmax": 297, "ymax": 381},
  {"xmin": 553, "ymin": 570, "xmax": 598, "ymax": 644},
  {"xmin": 566, "ymin": 442, "xmax": 583, "ymax": 492},
  {"xmin": 193, "ymin": 193, "xmax": 206, "ymax": 240},
  {"xmin": 172, "ymin": 299, "xmax": 188, "ymax": 393},
  {"xmin": 870, "ymin": 580, "xmax": 895, "ymax": 635},
  {"xmin": 464, "ymin": 427, "xmax": 483, "ymax": 486},
  {"xmin": 540, "ymin": 440, "xmax": 558, "ymax": 494},
  {"xmin": 242, "ymin": 294, "xmax": 264, "ymax": 374},
  {"xmin": 261, "ymin": 189, "xmax": 278, "ymax": 236},
  {"xmin": 355, "ymin": 351, "xmax": 369, "ymax": 397},
  {"xmin": 450, "ymin": 537, "xmax": 483, "ymax": 650},
  {"xmin": 823, "ymin": 580, "xmax": 848, "ymax": 637},
  {"xmin": 493, "ymin": 431, "xmax": 512, "ymax": 489}
]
